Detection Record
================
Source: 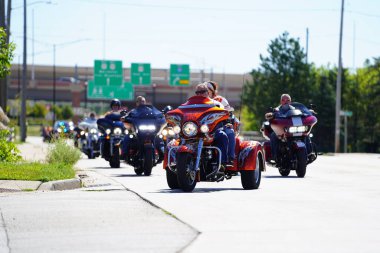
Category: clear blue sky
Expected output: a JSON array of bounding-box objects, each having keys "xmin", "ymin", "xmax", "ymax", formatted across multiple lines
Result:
[{"xmin": 9, "ymin": 0, "xmax": 380, "ymax": 74}]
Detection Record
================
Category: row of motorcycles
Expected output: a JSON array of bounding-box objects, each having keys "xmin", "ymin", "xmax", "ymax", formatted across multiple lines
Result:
[{"xmin": 73, "ymin": 99, "xmax": 318, "ymax": 192}]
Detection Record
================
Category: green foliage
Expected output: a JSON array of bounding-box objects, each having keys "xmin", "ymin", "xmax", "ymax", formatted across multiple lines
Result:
[
  {"xmin": 240, "ymin": 106, "xmax": 258, "ymax": 131},
  {"xmin": 0, "ymin": 130, "xmax": 21, "ymax": 162},
  {"xmin": 46, "ymin": 138, "xmax": 81, "ymax": 165},
  {"xmin": 29, "ymin": 103, "xmax": 48, "ymax": 118},
  {"xmin": 0, "ymin": 27, "xmax": 15, "ymax": 78},
  {"xmin": 243, "ymin": 32, "xmax": 313, "ymax": 130},
  {"xmin": 61, "ymin": 105, "xmax": 74, "ymax": 120},
  {"xmin": 0, "ymin": 162, "xmax": 75, "ymax": 182}
]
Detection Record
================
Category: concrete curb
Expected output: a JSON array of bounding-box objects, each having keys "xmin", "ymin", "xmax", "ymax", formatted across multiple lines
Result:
[{"xmin": 38, "ymin": 178, "xmax": 82, "ymax": 191}]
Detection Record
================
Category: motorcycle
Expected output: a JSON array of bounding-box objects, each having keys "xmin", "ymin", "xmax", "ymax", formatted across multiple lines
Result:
[
  {"xmin": 74, "ymin": 120, "xmax": 101, "ymax": 159},
  {"xmin": 122, "ymin": 105, "xmax": 166, "ymax": 176},
  {"xmin": 97, "ymin": 113, "xmax": 127, "ymax": 168},
  {"xmin": 164, "ymin": 96, "xmax": 265, "ymax": 192},
  {"xmin": 261, "ymin": 102, "xmax": 318, "ymax": 177}
]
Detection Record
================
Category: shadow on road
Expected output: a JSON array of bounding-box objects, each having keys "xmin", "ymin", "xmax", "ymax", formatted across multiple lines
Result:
[
  {"xmin": 264, "ymin": 175, "xmax": 299, "ymax": 179},
  {"xmin": 153, "ymin": 187, "xmax": 245, "ymax": 194}
]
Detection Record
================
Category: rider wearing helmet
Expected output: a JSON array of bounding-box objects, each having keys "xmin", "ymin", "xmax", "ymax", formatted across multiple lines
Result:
[{"xmin": 206, "ymin": 81, "xmax": 236, "ymax": 164}]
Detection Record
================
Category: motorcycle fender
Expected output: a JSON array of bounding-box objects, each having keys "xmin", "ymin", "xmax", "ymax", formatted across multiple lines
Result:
[
  {"xmin": 238, "ymin": 141, "xmax": 265, "ymax": 172},
  {"xmin": 177, "ymin": 145, "xmax": 194, "ymax": 154}
]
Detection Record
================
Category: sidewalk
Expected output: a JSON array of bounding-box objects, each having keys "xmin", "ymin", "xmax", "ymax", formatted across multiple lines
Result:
[{"xmin": 0, "ymin": 136, "xmax": 81, "ymax": 193}]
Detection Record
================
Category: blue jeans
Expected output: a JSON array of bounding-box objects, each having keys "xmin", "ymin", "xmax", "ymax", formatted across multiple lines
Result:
[
  {"xmin": 270, "ymin": 132, "xmax": 279, "ymax": 160},
  {"xmin": 224, "ymin": 126, "xmax": 235, "ymax": 162},
  {"xmin": 214, "ymin": 128, "xmax": 228, "ymax": 164}
]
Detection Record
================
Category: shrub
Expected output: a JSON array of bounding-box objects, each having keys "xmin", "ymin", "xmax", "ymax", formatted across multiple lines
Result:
[
  {"xmin": 0, "ymin": 130, "xmax": 21, "ymax": 162},
  {"xmin": 46, "ymin": 138, "xmax": 81, "ymax": 165}
]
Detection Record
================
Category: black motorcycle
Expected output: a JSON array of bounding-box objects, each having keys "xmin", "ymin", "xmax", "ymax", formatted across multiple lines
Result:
[
  {"xmin": 122, "ymin": 105, "xmax": 166, "ymax": 176},
  {"xmin": 97, "ymin": 113, "xmax": 127, "ymax": 168},
  {"xmin": 74, "ymin": 120, "xmax": 100, "ymax": 159}
]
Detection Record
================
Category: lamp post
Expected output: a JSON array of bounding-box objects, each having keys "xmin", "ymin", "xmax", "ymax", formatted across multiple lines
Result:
[{"xmin": 20, "ymin": 0, "xmax": 27, "ymax": 142}]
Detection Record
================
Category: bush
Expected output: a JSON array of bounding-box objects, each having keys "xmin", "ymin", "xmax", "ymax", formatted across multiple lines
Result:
[
  {"xmin": 0, "ymin": 130, "xmax": 21, "ymax": 162},
  {"xmin": 61, "ymin": 105, "xmax": 74, "ymax": 120},
  {"xmin": 46, "ymin": 138, "xmax": 81, "ymax": 165}
]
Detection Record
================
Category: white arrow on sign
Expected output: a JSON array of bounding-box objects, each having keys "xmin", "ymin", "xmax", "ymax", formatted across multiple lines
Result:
[{"xmin": 172, "ymin": 76, "xmax": 180, "ymax": 85}]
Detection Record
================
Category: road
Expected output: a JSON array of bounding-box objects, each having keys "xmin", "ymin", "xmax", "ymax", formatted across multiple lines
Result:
[{"xmin": 77, "ymin": 153, "xmax": 380, "ymax": 253}]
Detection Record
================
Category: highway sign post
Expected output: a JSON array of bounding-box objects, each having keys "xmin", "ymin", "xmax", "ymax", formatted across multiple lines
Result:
[
  {"xmin": 340, "ymin": 110, "xmax": 353, "ymax": 153},
  {"xmin": 169, "ymin": 64, "xmax": 190, "ymax": 86},
  {"xmin": 131, "ymin": 63, "xmax": 151, "ymax": 85}
]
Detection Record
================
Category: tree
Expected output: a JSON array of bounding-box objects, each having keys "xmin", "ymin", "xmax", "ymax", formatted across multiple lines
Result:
[
  {"xmin": 61, "ymin": 105, "xmax": 74, "ymax": 120},
  {"xmin": 242, "ymin": 32, "xmax": 312, "ymax": 130},
  {"xmin": 0, "ymin": 0, "xmax": 14, "ymax": 110}
]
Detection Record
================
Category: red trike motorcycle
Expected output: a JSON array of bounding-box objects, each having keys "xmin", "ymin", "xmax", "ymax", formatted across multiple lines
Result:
[
  {"xmin": 261, "ymin": 102, "xmax": 318, "ymax": 177},
  {"xmin": 163, "ymin": 96, "xmax": 265, "ymax": 192}
]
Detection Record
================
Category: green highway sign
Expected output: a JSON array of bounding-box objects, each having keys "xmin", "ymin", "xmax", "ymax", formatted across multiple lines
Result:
[
  {"xmin": 340, "ymin": 110, "xmax": 353, "ymax": 117},
  {"xmin": 169, "ymin": 64, "xmax": 190, "ymax": 86},
  {"xmin": 94, "ymin": 60, "xmax": 123, "ymax": 86},
  {"xmin": 87, "ymin": 80, "xmax": 134, "ymax": 100},
  {"xmin": 131, "ymin": 63, "xmax": 151, "ymax": 85}
]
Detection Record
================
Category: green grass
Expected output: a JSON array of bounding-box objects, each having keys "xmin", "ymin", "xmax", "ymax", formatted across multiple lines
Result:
[{"xmin": 0, "ymin": 162, "xmax": 75, "ymax": 182}]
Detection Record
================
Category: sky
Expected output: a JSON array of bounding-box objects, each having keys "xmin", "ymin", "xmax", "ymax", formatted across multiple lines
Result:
[{"xmin": 8, "ymin": 0, "xmax": 380, "ymax": 74}]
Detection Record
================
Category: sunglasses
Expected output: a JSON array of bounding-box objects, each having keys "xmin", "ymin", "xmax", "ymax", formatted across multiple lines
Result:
[{"xmin": 195, "ymin": 90, "xmax": 208, "ymax": 95}]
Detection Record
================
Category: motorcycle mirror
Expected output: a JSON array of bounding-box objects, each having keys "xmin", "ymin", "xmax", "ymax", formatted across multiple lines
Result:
[
  {"xmin": 309, "ymin": 104, "xmax": 316, "ymax": 110},
  {"xmin": 266, "ymin": 107, "xmax": 273, "ymax": 113}
]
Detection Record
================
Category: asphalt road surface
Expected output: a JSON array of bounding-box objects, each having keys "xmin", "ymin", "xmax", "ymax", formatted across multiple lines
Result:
[{"xmin": 77, "ymin": 153, "xmax": 380, "ymax": 253}]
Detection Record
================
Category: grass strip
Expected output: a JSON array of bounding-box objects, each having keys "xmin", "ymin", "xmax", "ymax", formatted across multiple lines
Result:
[{"xmin": 0, "ymin": 162, "xmax": 75, "ymax": 182}]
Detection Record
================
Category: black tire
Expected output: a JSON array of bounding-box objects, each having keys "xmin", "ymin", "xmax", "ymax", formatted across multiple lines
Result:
[
  {"xmin": 296, "ymin": 149, "xmax": 307, "ymax": 178},
  {"xmin": 279, "ymin": 168, "xmax": 290, "ymax": 177},
  {"xmin": 134, "ymin": 166, "xmax": 144, "ymax": 176},
  {"xmin": 143, "ymin": 148, "xmax": 153, "ymax": 176},
  {"xmin": 166, "ymin": 168, "xmax": 179, "ymax": 189},
  {"xmin": 177, "ymin": 152, "xmax": 197, "ymax": 192},
  {"xmin": 241, "ymin": 154, "xmax": 262, "ymax": 189},
  {"xmin": 87, "ymin": 148, "xmax": 95, "ymax": 159},
  {"xmin": 109, "ymin": 145, "xmax": 120, "ymax": 168}
]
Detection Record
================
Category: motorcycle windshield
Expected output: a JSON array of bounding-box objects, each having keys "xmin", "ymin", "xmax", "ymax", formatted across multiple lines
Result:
[
  {"xmin": 277, "ymin": 102, "xmax": 313, "ymax": 118},
  {"xmin": 127, "ymin": 105, "xmax": 164, "ymax": 119}
]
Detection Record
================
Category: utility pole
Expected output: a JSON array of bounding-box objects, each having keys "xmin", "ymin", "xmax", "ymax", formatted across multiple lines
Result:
[
  {"xmin": 20, "ymin": 0, "xmax": 27, "ymax": 142},
  {"xmin": 53, "ymin": 44, "xmax": 56, "ymax": 125},
  {"xmin": 306, "ymin": 28, "xmax": 309, "ymax": 63},
  {"xmin": 335, "ymin": 0, "xmax": 345, "ymax": 153}
]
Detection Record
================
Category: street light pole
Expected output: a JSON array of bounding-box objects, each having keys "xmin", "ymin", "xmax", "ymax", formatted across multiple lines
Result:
[
  {"xmin": 335, "ymin": 0, "xmax": 345, "ymax": 153},
  {"xmin": 53, "ymin": 44, "xmax": 56, "ymax": 125},
  {"xmin": 20, "ymin": 0, "xmax": 27, "ymax": 142}
]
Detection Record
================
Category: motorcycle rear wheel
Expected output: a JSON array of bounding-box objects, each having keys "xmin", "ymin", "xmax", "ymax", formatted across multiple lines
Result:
[
  {"xmin": 279, "ymin": 168, "xmax": 290, "ymax": 177},
  {"xmin": 240, "ymin": 154, "xmax": 262, "ymax": 189},
  {"xmin": 296, "ymin": 149, "xmax": 307, "ymax": 178},
  {"xmin": 177, "ymin": 153, "xmax": 197, "ymax": 192},
  {"xmin": 143, "ymin": 148, "xmax": 153, "ymax": 176}
]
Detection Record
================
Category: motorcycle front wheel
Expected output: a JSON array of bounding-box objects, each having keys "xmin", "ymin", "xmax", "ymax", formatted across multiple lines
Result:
[
  {"xmin": 166, "ymin": 168, "xmax": 179, "ymax": 189},
  {"xmin": 296, "ymin": 149, "xmax": 307, "ymax": 178},
  {"xmin": 143, "ymin": 148, "xmax": 153, "ymax": 176},
  {"xmin": 176, "ymin": 152, "xmax": 197, "ymax": 192},
  {"xmin": 109, "ymin": 145, "xmax": 120, "ymax": 168}
]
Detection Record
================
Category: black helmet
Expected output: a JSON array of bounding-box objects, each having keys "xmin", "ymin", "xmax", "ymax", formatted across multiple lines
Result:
[
  {"xmin": 110, "ymin": 99, "xmax": 121, "ymax": 109},
  {"xmin": 162, "ymin": 105, "xmax": 173, "ymax": 114}
]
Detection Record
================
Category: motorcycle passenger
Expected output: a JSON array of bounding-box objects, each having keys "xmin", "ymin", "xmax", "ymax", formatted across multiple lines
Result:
[
  {"xmin": 265, "ymin": 94, "xmax": 312, "ymax": 161},
  {"xmin": 206, "ymin": 81, "xmax": 236, "ymax": 163},
  {"xmin": 194, "ymin": 83, "xmax": 232, "ymax": 167}
]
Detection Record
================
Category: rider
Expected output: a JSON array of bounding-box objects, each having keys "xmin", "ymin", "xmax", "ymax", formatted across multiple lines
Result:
[
  {"xmin": 194, "ymin": 83, "xmax": 232, "ymax": 167},
  {"xmin": 205, "ymin": 81, "xmax": 236, "ymax": 163}
]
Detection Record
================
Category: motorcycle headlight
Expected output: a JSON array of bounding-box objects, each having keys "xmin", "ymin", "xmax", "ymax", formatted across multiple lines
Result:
[
  {"xmin": 138, "ymin": 125, "xmax": 156, "ymax": 131},
  {"xmin": 57, "ymin": 128, "xmax": 62, "ymax": 133},
  {"xmin": 105, "ymin": 129, "xmax": 111, "ymax": 135},
  {"xmin": 90, "ymin": 128, "xmax": 97, "ymax": 134},
  {"xmin": 69, "ymin": 126, "xmax": 74, "ymax": 131},
  {"xmin": 124, "ymin": 129, "xmax": 129, "ymax": 135},
  {"xmin": 183, "ymin": 122, "xmax": 198, "ymax": 137},
  {"xmin": 162, "ymin": 129, "xmax": 168, "ymax": 136},
  {"xmin": 200, "ymin": 124, "xmax": 209, "ymax": 133},
  {"xmin": 173, "ymin": 125, "xmax": 181, "ymax": 134},
  {"xmin": 288, "ymin": 126, "xmax": 308, "ymax": 133},
  {"xmin": 113, "ymin": 127, "xmax": 122, "ymax": 135},
  {"xmin": 85, "ymin": 133, "xmax": 88, "ymax": 137},
  {"xmin": 80, "ymin": 131, "xmax": 85, "ymax": 135},
  {"xmin": 168, "ymin": 129, "xmax": 175, "ymax": 136}
]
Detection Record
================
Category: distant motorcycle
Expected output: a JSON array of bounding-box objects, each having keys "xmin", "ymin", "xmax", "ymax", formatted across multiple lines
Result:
[
  {"xmin": 74, "ymin": 120, "xmax": 101, "ymax": 159},
  {"xmin": 122, "ymin": 105, "xmax": 166, "ymax": 176},
  {"xmin": 97, "ymin": 113, "xmax": 127, "ymax": 168},
  {"xmin": 261, "ymin": 102, "xmax": 318, "ymax": 177}
]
